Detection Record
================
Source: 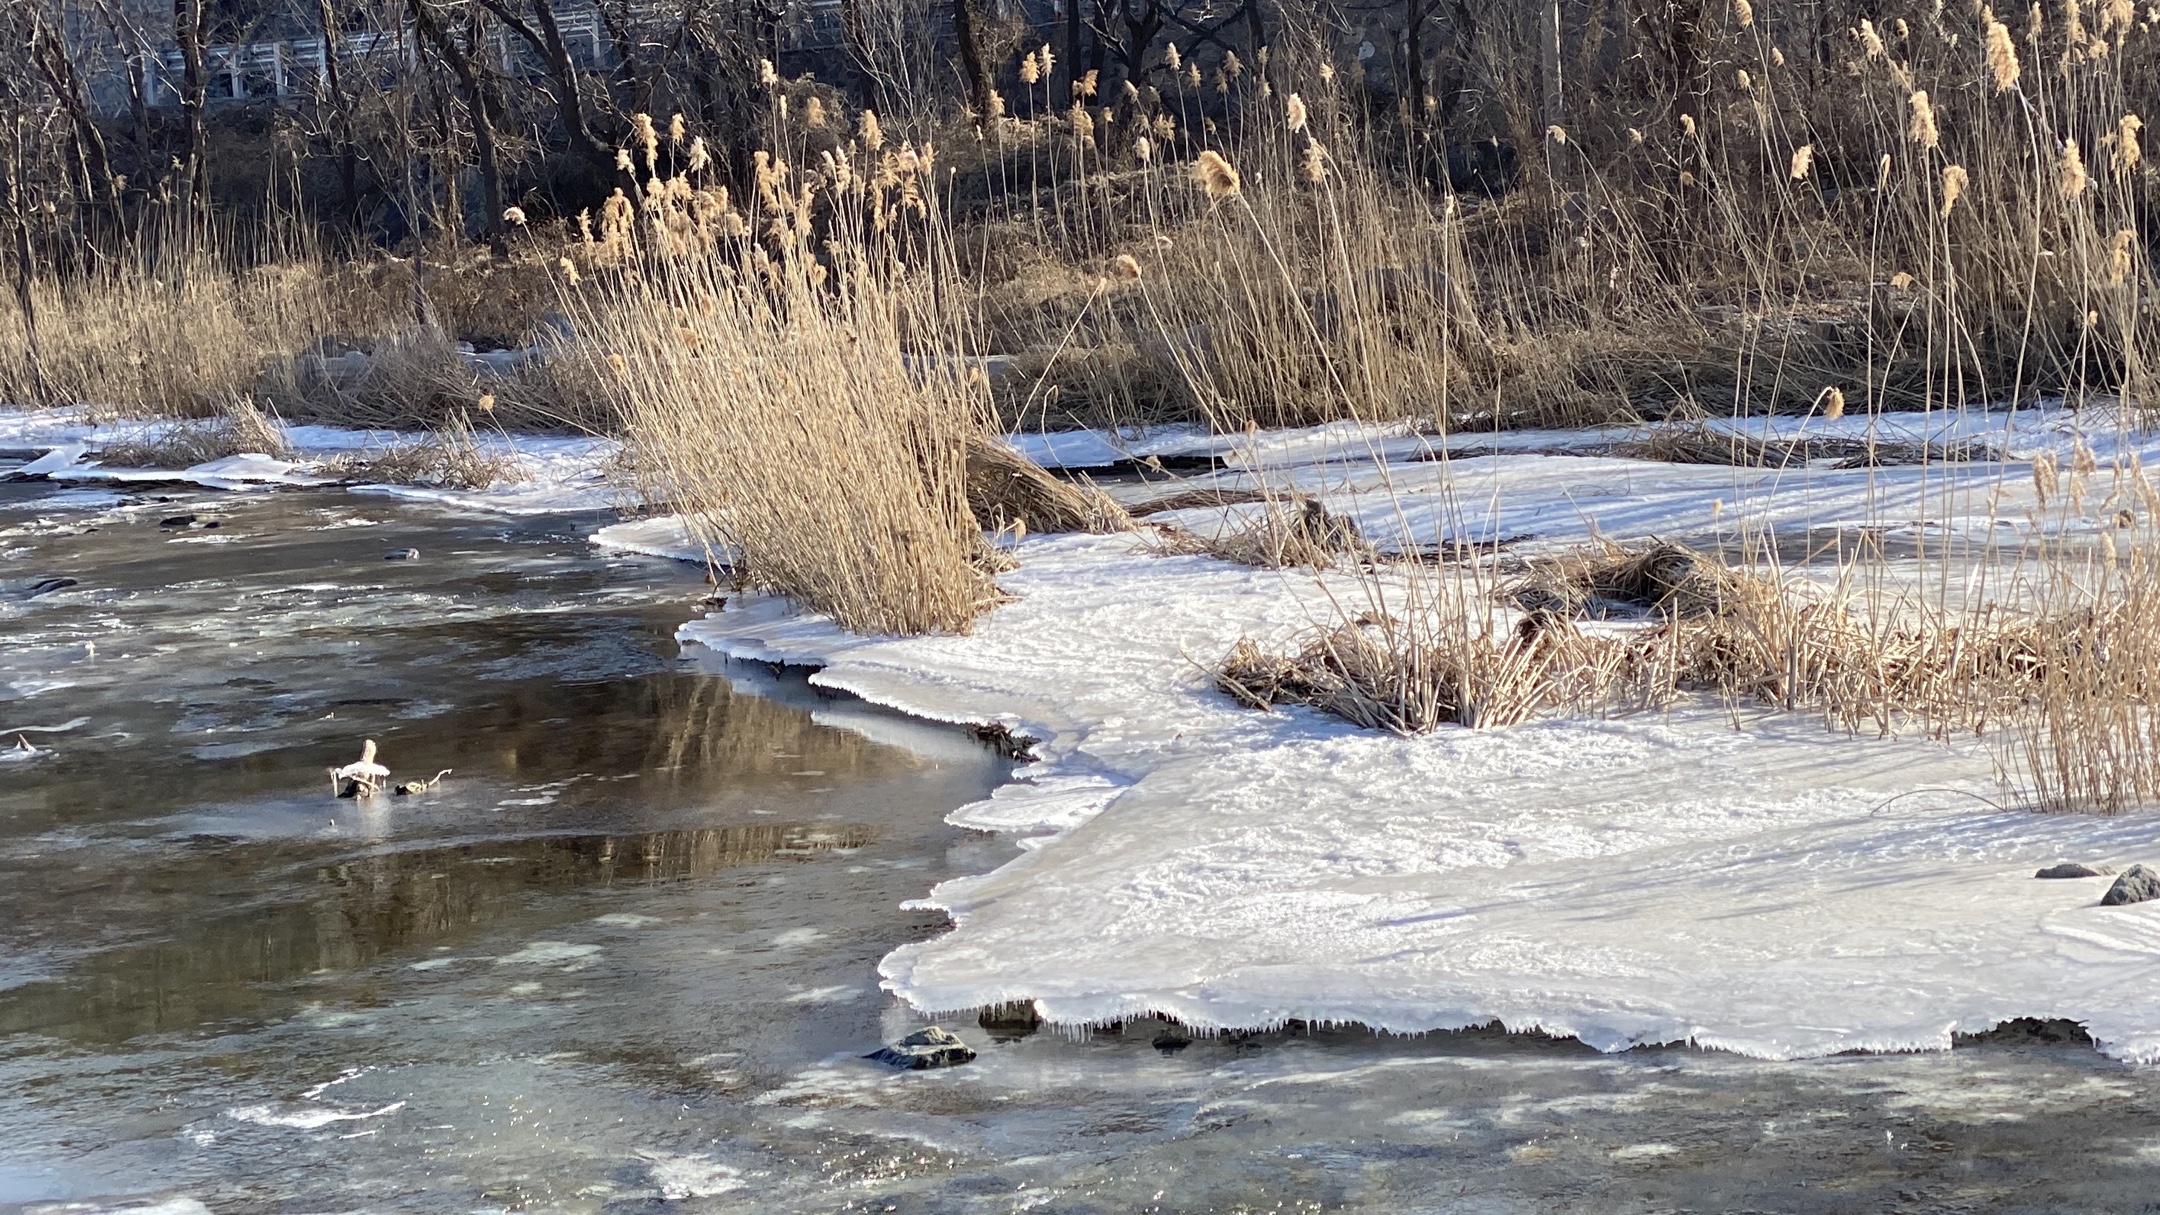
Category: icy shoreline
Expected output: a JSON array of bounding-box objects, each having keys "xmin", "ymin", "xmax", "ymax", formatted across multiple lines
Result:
[
  {"xmin": 679, "ymin": 533, "xmax": 2160, "ymax": 1064},
  {"xmin": 675, "ymin": 403, "xmax": 2160, "ymax": 1064},
  {"xmin": 0, "ymin": 409, "xmax": 621, "ymax": 515},
  {"xmin": 17, "ymin": 401, "xmax": 2160, "ymax": 1063}
]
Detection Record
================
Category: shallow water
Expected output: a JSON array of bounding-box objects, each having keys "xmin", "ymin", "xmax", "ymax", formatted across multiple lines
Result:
[{"xmin": 4, "ymin": 478, "xmax": 2160, "ymax": 1214}]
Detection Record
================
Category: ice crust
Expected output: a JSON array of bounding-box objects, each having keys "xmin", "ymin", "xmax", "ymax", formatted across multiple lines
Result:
[
  {"xmin": 677, "ymin": 404, "xmax": 2160, "ymax": 1063},
  {"xmin": 1, "ymin": 410, "xmax": 617, "ymax": 514}
]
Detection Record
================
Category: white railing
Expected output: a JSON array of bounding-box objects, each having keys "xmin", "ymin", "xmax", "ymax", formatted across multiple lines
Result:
[{"xmin": 132, "ymin": 0, "xmax": 846, "ymax": 107}]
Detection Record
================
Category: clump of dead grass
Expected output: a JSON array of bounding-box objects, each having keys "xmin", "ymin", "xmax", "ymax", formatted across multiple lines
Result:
[
  {"xmin": 1509, "ymin": 541, "xmax": 1764, "ymax": 619},
  {"xmin": 574, "ymin": 129, "xmax": 998, "ymax": 637},
  {"xmin": 1152, "ymin": 498, "xmax": 1367, "ymax": 569},
  {"xmin": 95, "ymin": 398, "xmax": 293, "ymax": 468},
  {"xmin": 966, "ymin": 437, "xmax": 1131, "ymax": 534},
  {"xmin": 340, "ymin": 412, "xmax": 521, "ymax": 490},
  {"xmin": 1219, "ymin": 611, "xmax": 1622, "ymax": 732},
  {"xmin": 1219, "ymin": 535, "xmax": 2160, "ymax": 813}
]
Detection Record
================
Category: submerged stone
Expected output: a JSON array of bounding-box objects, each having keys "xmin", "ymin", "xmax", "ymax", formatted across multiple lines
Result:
[
  {"xmin": 2100, "ymin": 865, "xmax": 2160, "ymax": 906},
  {"xmin": 868, "ymin": 1026, "xmax": 976, "ymax": 1070},
  {"xmin": 2035, "ymin": 863, "xmax": 2113, "ymax": 879},
  {"xmin": 385, "ymin": 548, "xmax": 421, "ymax": 561}
]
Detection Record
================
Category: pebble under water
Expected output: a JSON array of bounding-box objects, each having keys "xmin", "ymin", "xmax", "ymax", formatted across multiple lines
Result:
[{"xmin": 3, "ymin": 475, "xmax": 2160, "ymax": 1214}]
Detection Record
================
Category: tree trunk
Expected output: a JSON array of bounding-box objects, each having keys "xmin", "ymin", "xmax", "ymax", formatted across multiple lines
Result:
[
  {"xmin": 172, "ymin": 0, "xmax": 210, "ymax": 220},
  {"xmin": 478, "ymin": 0, "xmax": 611, "ymax": 172},
  {"xmin": 952, "ymin": 0, "xmax": 995, "ymax": 119},
  {"xmin": 412, "ymin": 0, "xmax": 508, "ymax": 258},
  {"xmin": 315, "ymin": 0, "xmax": 364, "ymax": 229}
]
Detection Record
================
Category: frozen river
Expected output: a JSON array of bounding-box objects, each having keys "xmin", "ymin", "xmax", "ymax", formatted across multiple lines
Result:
[{"xmin": 2, "ymin": 472, "xmax": 2158, "ymax": 1213}]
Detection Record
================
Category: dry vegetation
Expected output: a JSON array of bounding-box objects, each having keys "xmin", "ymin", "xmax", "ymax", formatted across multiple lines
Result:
[
  {"xmin": 337, "ymin": 411, "xmax": 524, "ymax": 489},
  {"xmin": 1, "ymin": 0, "xmax": 2157, "ymax": 809},
  {"xmin": 94, "ymin": 397, "xmax": 293, "ymax": 467}
]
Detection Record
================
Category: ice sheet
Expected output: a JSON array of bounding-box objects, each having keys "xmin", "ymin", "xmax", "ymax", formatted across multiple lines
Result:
[{"xmin": 679, "ymin": 498, "xmax": 2160, "ymax": 1063}]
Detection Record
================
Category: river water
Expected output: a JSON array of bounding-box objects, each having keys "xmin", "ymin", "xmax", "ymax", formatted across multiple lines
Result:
[{"xmin": 4, "ymin": 475, "xmax": 2160, "ymax": 1214}]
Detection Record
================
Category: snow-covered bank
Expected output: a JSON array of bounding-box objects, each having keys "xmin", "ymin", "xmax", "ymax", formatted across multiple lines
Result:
[
  {"xmin": 674, "ymin": 401, "xmax": 2160, "ymax": 1063},
  {"xmin": 682, "ymin": 534, "xmax": 2160, "ymax": 1062}
]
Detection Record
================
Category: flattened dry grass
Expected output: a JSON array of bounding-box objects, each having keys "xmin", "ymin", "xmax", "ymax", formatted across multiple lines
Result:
[
  {"xmin": 966, "ymin": 437, "xmax": 1131, "ymax": 535},
  {"xmin": 95, "ymin": 398, "xmax": 293, "ymax": 468},
  {"xmin": 1151, "ymin": 498, "xmax": 1368, "ymax": 570},
  {"xmin": 340, "ymin": 412, "xmax": 522, "ymax": 490},
  {"xmin": 1217, "ymin": 540, "xmax": 2160, "ymax": 813}
]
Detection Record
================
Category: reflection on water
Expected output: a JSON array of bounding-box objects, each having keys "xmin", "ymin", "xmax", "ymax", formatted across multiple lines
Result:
[{"xmin": 0, "ymin": 824, "xmax": 877, "ymax": 1044}]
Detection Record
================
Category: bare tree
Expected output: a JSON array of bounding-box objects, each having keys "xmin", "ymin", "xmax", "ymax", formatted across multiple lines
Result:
[
  {"xmin": 410, "ymin": 0, "xmax": 509, "ymax": 255},
  {"xmin": 172, "ymin": 0, "xmax": 211, "ymax": 216}
]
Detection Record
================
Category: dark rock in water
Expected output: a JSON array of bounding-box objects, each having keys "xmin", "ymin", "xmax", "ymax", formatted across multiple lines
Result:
[
  {"xmin": 27, "ymin": 577, "xmax": 77, "ymax": 597},
  {"xmin": 1152, "ymin": 1030, "xmax": 1192, "ymax": 1053},
  {"xmin": 978, "ymin": 1002, "xmax": 1040, "ymax": 1041},
  {"xmin": 159, "ymin": 514, "xmax": 197, "ymax": 528},
  {"xmin": 868, "ymin": 1026, "xmax": 976, "ymax": 1070},
  {"xmin": 2036, "ymin": 863, "xmax": 2114, "ymax": 879},
  {"xmin": 385, "ymin": 548, "xmax": 420, "ymax": 561},
  {"xmin": 2101, "ymin": 864, "xmax": 2160, "ymax": 906}
]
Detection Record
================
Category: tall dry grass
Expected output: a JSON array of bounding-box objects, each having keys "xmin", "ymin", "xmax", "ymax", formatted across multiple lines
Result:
[
  {"xmin": 565, "ymin": 123, "xmax": 1002, "ymax": 635},
  {"xmin": 0, "ymin": 229, "xmax": 354, "ymax": 417}
]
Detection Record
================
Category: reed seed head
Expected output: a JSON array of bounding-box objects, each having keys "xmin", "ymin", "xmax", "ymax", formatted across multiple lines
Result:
[
  {"xmin": 2118, "ymin": 114, "xmax": 2144, "ymax": 176},
  {"xmin": 1301, "ymin": 137, "xmax": 1329, "ymax": 182},
  {"xmin": 1860, "ymin": 19, "xmax": 1887, "ymax": 55},
  {"xmin": 1823, "ymin": 387, "xmax": 1847, "ymax": 420},
  {"xmin": 557, "ymin": 256, "xmax": 581, "ymax": 285},
  {"xmin": 1941, "ymin": 164, "xmax": 1968, "ymax": 216},
  {"xmin": 860, "ymin": 110, "xmax": 885, "ymax": 151},
  {"xmin": 1194, "ymin": 149, "xmax": 1242, "ymax": 199},
  {"xmin": 1986, "ymin": 18, "xmax": 2022, "ymax": 90},
  {"xmin": 1908, "ymin": 91, "xmax": 1940, "ymax": 149},
  {"xmin": 2109, "ymin": 228, "xmax": 2138, "ymax": 285},
  {"xmin": 1790, "ymin": 144, "xmax": 1815, "ymax": 180},
  {"xmin": 1166, "ymin": 42, "xmax": 1181, "ymax": 71},
  {"xmin": 1547, "ymin": 124, "xmax": 1568, "ymax": 145},
  {"xmin": 502, "ymin": 206, "xmax": 528, "ymax": 226},
  {"xmin": 1286, "ymin": 92, "xmax": 1309, "ymax": 131},
  {"xmin": 1019, "ymin": 52, "xmax": 1040, "ymax": 84},
  {"xmin": 1115, "ymin": 254, "xmax": 1142, "ymax": 280},
  {"xmin": 2060, "ymin": 140, "xmax": 2090, "ymax": 199},
  {"xmin": 1735, "ymin": 0, "xmax": 1755, "ymax": 24},
  {"xmin": 1680, "ymin": 113, "xmax": 1697, "ymax": 137}
]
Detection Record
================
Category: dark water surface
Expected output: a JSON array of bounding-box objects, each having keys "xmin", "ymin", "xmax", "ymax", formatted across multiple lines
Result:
[{"xmin": 4, "ymin": 479, "xmax": 2160, "ymax": 1214}]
